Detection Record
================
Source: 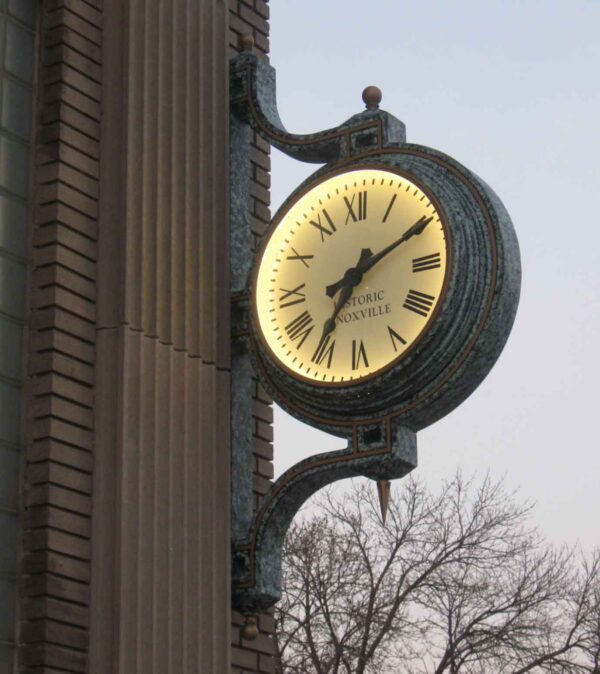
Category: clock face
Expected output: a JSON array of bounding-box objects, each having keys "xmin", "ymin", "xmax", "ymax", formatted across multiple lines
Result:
[{"xmin": 253, "ymin": 167, "xmax": 449, "ymax": 385}]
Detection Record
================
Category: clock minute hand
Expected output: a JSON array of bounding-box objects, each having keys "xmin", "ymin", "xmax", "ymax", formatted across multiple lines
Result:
[
  {"xmin": 357, "ymin": 214, "xmax": 434, "ymax": 275},
  {"xmin": 324, "ymin": 215, "xmax": 433, "ymax": 298}
]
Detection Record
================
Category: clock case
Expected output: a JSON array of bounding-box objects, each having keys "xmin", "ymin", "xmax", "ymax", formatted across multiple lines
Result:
[
  {"xmin": 230, "ymin": 46, "xmax": 521, "ymax": 615},
  {"xmin": 252, "ymin": 155, "xmax": 520, "ymax": 433}
]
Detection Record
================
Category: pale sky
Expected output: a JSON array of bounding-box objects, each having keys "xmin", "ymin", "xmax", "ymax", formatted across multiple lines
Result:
[{"xmin": 268, "ymin": 1, "xmax": 600, "ymax": 551}]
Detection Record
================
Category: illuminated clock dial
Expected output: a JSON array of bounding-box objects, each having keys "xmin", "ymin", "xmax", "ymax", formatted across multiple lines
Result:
[{"xmin": 253, "ymin": 167, "xmax": 449, "ymax": 385}]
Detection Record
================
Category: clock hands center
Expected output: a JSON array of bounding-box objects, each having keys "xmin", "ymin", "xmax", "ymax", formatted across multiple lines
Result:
[{"xmin": 325, "ymin": 214, "xmax": 433, "ymax": 299}]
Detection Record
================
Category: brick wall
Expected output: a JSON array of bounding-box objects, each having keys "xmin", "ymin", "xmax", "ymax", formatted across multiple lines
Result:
[
  {"xmin": 228, "ymin": 2, "xmax": 277, "ymax": 673},
  {"xmin": 19, "ymin": 0, "xmax": 102, "ymax": 671}
]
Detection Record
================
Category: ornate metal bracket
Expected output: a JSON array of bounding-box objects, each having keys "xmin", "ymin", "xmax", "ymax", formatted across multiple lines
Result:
[{"xmin": 230, "ymin": 40, "xmax": 416, "ymax": 616}]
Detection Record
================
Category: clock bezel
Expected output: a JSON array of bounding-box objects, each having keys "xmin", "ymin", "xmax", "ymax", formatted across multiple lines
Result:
[{"xmin": 250, "ymin": 163, "xmax": 453, "ymax": 388}]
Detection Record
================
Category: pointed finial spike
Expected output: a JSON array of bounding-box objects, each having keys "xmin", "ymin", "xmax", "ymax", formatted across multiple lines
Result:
[{"xmin": 376, "ymin": 479, "xmax": 391, "ymax": 525}]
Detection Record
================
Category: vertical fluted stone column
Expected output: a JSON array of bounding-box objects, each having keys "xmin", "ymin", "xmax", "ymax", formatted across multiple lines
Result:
[{"xmin": 90, "ymin": 1, "xmax": 231, "ymax": 672}]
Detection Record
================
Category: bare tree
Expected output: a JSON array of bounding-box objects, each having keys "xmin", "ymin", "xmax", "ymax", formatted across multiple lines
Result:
[{"xmin": 274, "ymin": 475, "xmax": 600, "ymax": 674}]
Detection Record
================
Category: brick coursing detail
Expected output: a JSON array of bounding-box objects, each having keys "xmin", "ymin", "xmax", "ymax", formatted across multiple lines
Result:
[
  {"xmin": 229, "ymin": 1, "xmax": 276, "ymax": 672},
  {"xmin": 20, "ymin": 1, "xmax": 102, "ymax": 671}
]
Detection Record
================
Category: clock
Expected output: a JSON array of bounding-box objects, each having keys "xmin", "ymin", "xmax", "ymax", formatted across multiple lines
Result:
[
  {"xmin": 249, "ymin": 150, "xmax": 520, "ymax": 435},
  {"xmin": 253, "ymin": 166, "xmax": 449, "ymax": 384},
  {"xmin": 231, "ymin": 51, "xmax": 521, "ymax": 617}
]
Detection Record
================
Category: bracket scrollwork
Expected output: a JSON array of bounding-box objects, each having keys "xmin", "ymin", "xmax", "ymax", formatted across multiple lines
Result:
[{"xmin": 229, "ymin": 45, "xmax": 417, "ymax": 616}]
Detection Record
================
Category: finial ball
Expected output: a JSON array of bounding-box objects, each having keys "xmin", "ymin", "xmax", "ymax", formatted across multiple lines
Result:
[
  {"xmin": 239, "ymin": 33, "xmax": 254, "ymax": 52},
  {"xmin": 241, "ymin": 616, "xmax": 259, "ymax": 641},
  {"xmin": 362, "ymin": 85, "xmax": 382, "ymax": 110}
]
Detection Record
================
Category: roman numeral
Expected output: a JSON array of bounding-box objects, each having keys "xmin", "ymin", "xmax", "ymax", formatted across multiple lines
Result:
[
  {"xmin": 351, "ymin": 339, "xmax": 369, "ymax": 370},
  {"xmin": 287, "ymin": 247, "xmax": 314, "ymax": 268},
  {"xmin": 382, "ymin": 194, "xmax": 397, "ymax": 223},
  {"xmin": 278, "ymin": 283, "xmax": 306, "ymax": 309},
  {"xmin": 412, "ymin": 252, "xmax": 441, "ymax": 273},
  {"xmin": 387, "ymin": 326, "xmax": 407, "ymax": 353},
  {"xmin": 311, "ymin": 335, "xmax": 336, "ymax": 368},
  {"xmin": 310, "ymin": 209, "xmax": 336, "ymax": 242},
  {"xmin": 403, "ymin": 290, "xmax": 435, "ymax": 317},
  {"xmin": 344, "ymin": 191, "xmax": 368, "ymax": 224},
  {"xmin": 284, "ymin": 310, "xmax": 314, "ymax": 348}
]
